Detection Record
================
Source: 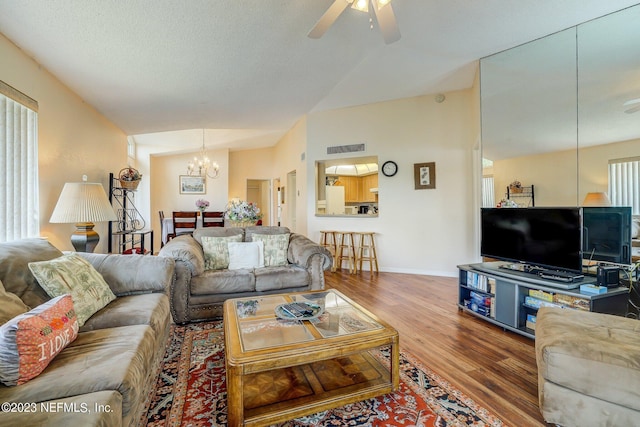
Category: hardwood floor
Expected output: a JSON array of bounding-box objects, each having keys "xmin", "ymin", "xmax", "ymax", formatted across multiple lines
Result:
[{"xmin": 325, "ymin": 269, "xmax": 548, "ymax": 426}]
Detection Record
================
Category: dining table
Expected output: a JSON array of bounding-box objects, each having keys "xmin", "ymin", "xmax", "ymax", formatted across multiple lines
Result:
[{"xmin": 161, "ymin": 217, "xmax": 203, "ymax": 245}]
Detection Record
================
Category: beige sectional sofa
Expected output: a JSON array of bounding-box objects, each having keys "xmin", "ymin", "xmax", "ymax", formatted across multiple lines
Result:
[
  {"xmin": 0, "ymin": 238, "xmax": 174, "ymax": 427},
  {"xmin": 535, "ymin": 306, "xmax": 640, "ymax": 427},
  {"xmin": 158, "ymin": 226, "xmax": 332, "ymax": 323}
]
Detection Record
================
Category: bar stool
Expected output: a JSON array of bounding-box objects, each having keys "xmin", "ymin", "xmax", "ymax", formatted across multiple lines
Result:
[
  {"xmin": 355, "ymin": 231, "xmax": 379, "ymax": 273},
  {"xmin": 336, "ymin": 231, "xmax": 357, "ymax": 274},
  {"xmin": 319, "ymin": 230, "xmax": 338, "ymax": 272}
]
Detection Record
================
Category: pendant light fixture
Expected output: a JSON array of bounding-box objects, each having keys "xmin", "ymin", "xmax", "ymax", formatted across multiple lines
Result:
[{"xmin": 187, "ymin": 129, "xmax": 219, "ymax": 179}]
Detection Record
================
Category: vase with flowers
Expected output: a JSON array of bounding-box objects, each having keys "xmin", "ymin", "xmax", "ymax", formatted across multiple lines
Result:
[
  {"xmin": 195, "ymin": 199, "xmax": 210, "ymax": 213},
  {"xmin": 225, "ymin": 200, "xmax": 262, "ymax": 227}
]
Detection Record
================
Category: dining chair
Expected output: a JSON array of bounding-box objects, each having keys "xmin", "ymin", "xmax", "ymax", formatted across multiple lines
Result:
[
  {"xmin": 159, "ymin": 211, "xmax": 172, "ymax": 247},
  {"xmin": 171, "ymin": 211, "xmax": 198, "ymax": 239},
  {"xmin": 202, "ymin": 211, "xmax": 224, "ymax": 227}
]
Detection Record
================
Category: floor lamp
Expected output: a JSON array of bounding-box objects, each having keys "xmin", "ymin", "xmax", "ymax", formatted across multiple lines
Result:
[{"xmin": 50, "ymin": 181, "xmax": 118, "ymax": 252}]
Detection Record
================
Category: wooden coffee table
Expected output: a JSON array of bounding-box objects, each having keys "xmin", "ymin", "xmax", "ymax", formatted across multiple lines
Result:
[{"xmin": 223, "ymin": 289, "xmax": 399, "ymax": 427}]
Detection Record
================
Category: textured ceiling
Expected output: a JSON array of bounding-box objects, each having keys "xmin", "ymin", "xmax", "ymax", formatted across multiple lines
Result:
[{"xmin": 0, "ymin": 0, "xmax": 638, "ymax": 151}]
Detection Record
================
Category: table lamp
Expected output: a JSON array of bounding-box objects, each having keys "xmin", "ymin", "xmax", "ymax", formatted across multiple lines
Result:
[
  {"xmin": 582, "ymin": 192, "xmax": 611, "ymax": 206},
  {"xmin": 50, "ymin": 180, "xmax": 117, "ymax": 252}
]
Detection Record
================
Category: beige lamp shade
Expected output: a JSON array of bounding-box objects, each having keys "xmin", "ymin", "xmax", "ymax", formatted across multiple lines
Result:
[
  {"xmin": 50, "ymin": 182, "xmax": 117, "ymax": 223},
  {"xmin": 582, "ymin": 192, "xmax": 612, "ymax": 207},
  {"xmin": 50, "ymin": 182, "xmax": 117, "ymax": 252}
]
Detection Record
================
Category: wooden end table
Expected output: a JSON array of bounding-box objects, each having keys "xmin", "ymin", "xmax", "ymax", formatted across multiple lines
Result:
[{"xmin": 223, "ymin": 289, "xmax": 399, "ymax": 427}]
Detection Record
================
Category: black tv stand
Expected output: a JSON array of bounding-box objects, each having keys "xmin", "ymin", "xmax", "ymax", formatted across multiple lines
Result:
[
  {"xmin": 457, "ymin": 263, "xmax": 628, "ymax": 339},
  {"xmin": 498, "ymin": 263, "xmax": 584, "ymax": 283}
]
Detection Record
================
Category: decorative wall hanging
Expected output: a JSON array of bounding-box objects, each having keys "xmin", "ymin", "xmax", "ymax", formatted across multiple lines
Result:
[
  {"xmin": 180, "ymin": 175, "xmax": 206, "ymax": 194},
  {"xmin": 414, "ymin": 162, "xmax": 436, "ymax": 190}
]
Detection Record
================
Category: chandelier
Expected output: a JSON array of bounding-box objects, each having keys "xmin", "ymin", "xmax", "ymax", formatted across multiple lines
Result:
[{"xmin": 187, "ymin": 129, "xmax": 219, "ymax": 179}]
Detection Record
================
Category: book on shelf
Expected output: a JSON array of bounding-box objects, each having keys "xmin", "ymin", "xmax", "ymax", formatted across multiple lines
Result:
[
  {"xmin": 553, "ymin": 294, "xmax": 590, "ymax": 311},
  {"xmin": 465, "ymin": 272, "xmax": 496, "ymax": 293},
  {"xmin": 529, "ymin": 289, "xmax": 554, "ymax": 302},
  {"xmin": 524, "ymin": 296, "xmax": 562, "ymax": 309}
]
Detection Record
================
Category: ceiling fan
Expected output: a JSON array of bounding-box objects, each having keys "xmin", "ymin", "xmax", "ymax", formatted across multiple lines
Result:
[
  {"xmin": 308, "ymin": 0, "xmax": 401, "ymax": 44},
  {"xmin": 624, "ymin": 98, "xmax": 640, "ymax": 114}
]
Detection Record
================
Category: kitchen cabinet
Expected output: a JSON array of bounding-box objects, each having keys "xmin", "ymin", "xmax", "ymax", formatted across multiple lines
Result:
[
  {"xmin": 334, "ymin": 174, "xmax": 378, "ymax": 203},
  {"xmin": 361, "ymin": 174, "xmax": 378, "ymax": 202},
  {"xmin": 338, "ymin": 176, "xmax": 361, "ymax": 202}
]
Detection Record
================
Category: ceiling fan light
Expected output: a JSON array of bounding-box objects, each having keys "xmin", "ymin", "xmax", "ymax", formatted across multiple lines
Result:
[{"xmin": 351, "ymin": 0, "xmax": 369, "ymax": 13}]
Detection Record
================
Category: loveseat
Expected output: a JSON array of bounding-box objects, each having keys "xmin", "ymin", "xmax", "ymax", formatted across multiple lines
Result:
[
  {"xmin": 0, "ymin": 238, "xmax": 174, "ymax": 427},
  {"xmin": 158, "ymin": 226, "xmax": 332, "ymax": 323}
]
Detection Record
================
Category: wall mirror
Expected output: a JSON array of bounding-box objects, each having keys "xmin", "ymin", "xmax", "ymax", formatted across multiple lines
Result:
[
  {"xmin": 577, "ymin": 6, "xmax": 640, "ymax": 206},
  {"xmin": 480, "ymin": 4, "xmax": 640, "ymax": 210},
  {"xmin": 315, "ymin": 156, "xmax": 379, "ymax": 216}
]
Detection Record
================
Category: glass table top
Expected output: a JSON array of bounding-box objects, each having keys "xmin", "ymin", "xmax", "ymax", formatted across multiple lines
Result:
[{"xmin": 231, "ymin": 290, "xmax": 383, "ymax": 352}]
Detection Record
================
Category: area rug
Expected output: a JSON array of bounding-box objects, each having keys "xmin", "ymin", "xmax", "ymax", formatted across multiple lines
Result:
[{"xmin": 140, "ymin": 321, "xmax": 504, "ymax": 427}]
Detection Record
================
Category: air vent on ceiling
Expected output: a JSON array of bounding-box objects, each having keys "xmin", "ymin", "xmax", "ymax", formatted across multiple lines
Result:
[{"xmin": 326, "ymin": 143, "xmax": 366, "ymax": 155}]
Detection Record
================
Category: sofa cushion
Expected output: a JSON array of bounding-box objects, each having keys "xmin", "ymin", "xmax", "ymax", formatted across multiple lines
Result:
[
  {"xmin": 0, "ymin": 238, "xmax": 63, "ymax": 309},
  {"xmin": 193, "ymin": 227, "xmax": 244, "ymax": 245},
  {"xmin": 0, "ymin": 295, "xmax": 78, "ymax": 386},
  {"xmin": 0, "ymin": 324, "xmax": 157, "ymax": 422},
  {"xmin": 254, "ymin": 265, "xmax": 310, "ymax": 292},
  {"xmin": 202, "ymin": 234, "xmax": 243, "ymax": 270},
  {"xmin": 28, "ymin": 253, "xmax": 116, "ymax": 327},
  {"xmin": 245, "ymin": 226, "xmax": 290, "ymax": 242},
  {"xmin": 80, "ymin": 293, "xmax": 170, "ymax": 338},
  {"xmin": 252, "ymin": 233, "xmax": 290, "ymax": 267},
  {"xmin": 191, "ymin": 269, "xmax": 256, "ymax": 295},
  {"xmin": 228, "ymin": 241, "xmax": 265, "ymax": 270},
  {"xmin": 0, "ymin": 279, "xmax": 29, "ymax": 325},
  {"xmin": 78, "ymin": 252, "xmax": 175, "ymax": 296}
]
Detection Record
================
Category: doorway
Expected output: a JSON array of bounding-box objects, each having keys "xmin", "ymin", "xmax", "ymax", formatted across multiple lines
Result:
[{"xmin": 246, "ymin": 179, "xmax": 271, "ymax": 225}]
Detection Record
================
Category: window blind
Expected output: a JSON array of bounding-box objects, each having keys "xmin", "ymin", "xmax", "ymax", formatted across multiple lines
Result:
[
  {"xmin": 0, "ymin": 80, "xmax": 39, "ymax": 241},
  {"xmin": 608, "ymin": 158, "xmax": 639, "ymax": 215}
]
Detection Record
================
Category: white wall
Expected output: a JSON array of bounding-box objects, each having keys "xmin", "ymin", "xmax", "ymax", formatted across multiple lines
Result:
[
  {"xmin": 0, "ymin": 33, "xmax": 128, "ymax": 253},
  {"xmin": 273, "ymin": 118, "xmax": 308, "ymax": 235},
  {"xmin": 150, "ymin": 147, "xmax": 229, "ymax": 250},
  {"xmin": 305, "ymin": 90, "xmax": 479, "ymax": 276}
]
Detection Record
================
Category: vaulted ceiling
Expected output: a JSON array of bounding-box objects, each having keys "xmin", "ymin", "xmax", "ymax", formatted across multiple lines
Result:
[{"xmin": 1, "ymin": 0, "xmax": 637, "ymax": 150}]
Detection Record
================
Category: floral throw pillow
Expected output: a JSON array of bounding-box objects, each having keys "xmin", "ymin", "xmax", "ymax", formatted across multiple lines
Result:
[
  {"xmin": 28, "ymin": 253, "xmax": 116, "ymax": 327},
  {"xmin": 201, "ymin": 234, "xmax": 243, "ymax": 270},
  {"xmin": 0, "ymin": 294, "xmax": 78, "ymax": 386},
  {"xmin": 251, "ymin": 233, "xmax": 290, "ymax": 267}
]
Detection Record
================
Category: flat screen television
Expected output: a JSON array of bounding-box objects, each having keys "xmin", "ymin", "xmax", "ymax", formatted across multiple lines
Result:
[
  {"xmin": 582, "ymin": 206, "xmax": 632, "ymax": 265},
  {"xmin": 481, "ymin": 207, "xmax": 582, "ymax": 273}
]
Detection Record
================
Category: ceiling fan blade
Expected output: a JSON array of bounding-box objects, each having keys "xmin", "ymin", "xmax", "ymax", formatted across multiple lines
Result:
[
  {"xmin": 372, "ymin": 1, "xmax": 401, "ymax": 44},
  {"xmin": 625, "ymin": 104, "xmax": 640, "ymax": 114},
  {"xmin": 308, "ymin": 0, "xmax": 351, "ymax": 39},
  {"xmin": 623, "ymin": 98, "xmax": 640, "ymax": 107}
]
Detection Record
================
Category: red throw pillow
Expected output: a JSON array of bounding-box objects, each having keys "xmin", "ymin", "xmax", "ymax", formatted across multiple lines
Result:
[{"xmin": 0, "ymin": 294, "xmax": 78, "ymax": 386}]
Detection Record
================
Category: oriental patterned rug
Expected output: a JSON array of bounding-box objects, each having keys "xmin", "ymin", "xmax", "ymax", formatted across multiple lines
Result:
[{"xmin": 140, "ymin": 321, "xmax": 504, "ymax": 427}]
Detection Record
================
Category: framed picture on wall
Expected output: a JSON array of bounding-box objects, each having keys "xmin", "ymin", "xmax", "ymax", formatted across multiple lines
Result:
[
  {"xmin": 414, "ymin": 162, "xmax": 436, "ymax": 190},
  {"xmin": 179, "ymin": 175, "xmax": 206, "ymax": 194}
]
